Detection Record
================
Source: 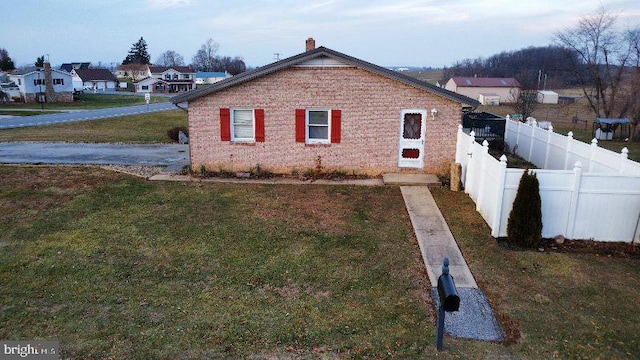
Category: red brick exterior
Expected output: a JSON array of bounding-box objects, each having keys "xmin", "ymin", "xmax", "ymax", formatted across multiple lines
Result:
[{"xmin": 187, "ymin": 66, "xmax": 463, "ymax": 175}]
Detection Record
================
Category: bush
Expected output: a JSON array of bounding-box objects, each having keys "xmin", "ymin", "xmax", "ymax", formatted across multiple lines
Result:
[
  {"xmin": 167, "ymin": 127, "xmax": 188, "ymax": 143},
  {"xmin": 507, "ymin": 169, "xmax": 542, "ymax": 248}
]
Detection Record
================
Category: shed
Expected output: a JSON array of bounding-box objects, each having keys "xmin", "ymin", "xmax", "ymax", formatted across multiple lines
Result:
[
  {"xmin": 537, "ymin": 90, "xmax": 559, "ymax": 104},
  {"xmin": 478, "ymin": 93, "xmax": 500, "ymax": 105},
  {"xmin": 592, "ymin": 118, "xmax": 630, "ymax": 141}
]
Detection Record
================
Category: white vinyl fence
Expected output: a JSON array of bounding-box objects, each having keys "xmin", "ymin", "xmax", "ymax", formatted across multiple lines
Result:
[{"xmin": 455, "ymin": 122, "xmax": 640, "ymax": 242}]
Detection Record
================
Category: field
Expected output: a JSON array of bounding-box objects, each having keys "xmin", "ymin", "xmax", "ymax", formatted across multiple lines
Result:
[
  {"xmin": 0, "ymin": 109, "xmax": 187, "ymax": 144},
  {"xmin": 0, "ymin": 93, "xmax": 169, "ymax": 111}
]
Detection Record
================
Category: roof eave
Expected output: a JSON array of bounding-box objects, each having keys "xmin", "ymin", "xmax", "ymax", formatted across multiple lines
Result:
[{"xmin": 172, "ymin": 47, "xmax": 479, "ymax": 107}]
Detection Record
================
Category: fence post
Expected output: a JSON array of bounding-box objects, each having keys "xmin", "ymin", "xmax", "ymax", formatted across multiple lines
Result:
[
  {"xmin": 589, "ymin": 138, "xmax": 598, "ymax": 172},
  {"xmin": 544, "ymin": 125, "xmax": 553, "ymax": 169},
  {"xmin": 455, "ymin": 124, "xmax": 464, "ymax": 164},
  {"xmin": 476, "ymin": 140, "xmax": 490, "ymax": 211},
  {"xmin": 464, "ymin": 131, "xmax": 476, "ymax": 194},
  {"xmin": 564, "ymin": 131, "xmax": 574, "ymax": 170},
  {"xmin": 491, "ymin": 155, "xmax": 508, "ymax": 237},
  {"xmin": 565, "ymin": 161, "xmax": 583, "ymax": 239},
  {"xmin": 619, "ymin": 147, "xmax": 629, "ymax": 174}
]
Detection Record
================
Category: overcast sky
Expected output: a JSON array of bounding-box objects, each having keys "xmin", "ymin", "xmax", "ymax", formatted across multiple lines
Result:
[{"xmin": 4, "ymin": 0, "xmax": 640, "ymax": 69}]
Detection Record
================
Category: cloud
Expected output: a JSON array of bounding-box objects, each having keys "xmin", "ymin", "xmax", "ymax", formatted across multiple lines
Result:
[{"xmin": 147, "ymin": 0, "xmax": 196, "ymax": 10}]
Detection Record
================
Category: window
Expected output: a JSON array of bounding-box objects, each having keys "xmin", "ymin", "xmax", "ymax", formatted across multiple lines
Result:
[
  {"xmin": 231, "ymin": 109, "xmax": 255, "ymax": 142},
  {"xmin": 220, "ymin": 108, "xmax": 265, "ymax": 142},
  {"xmin": 33, "ymin": 79, "xmax": 46, "ymax": 86},
  {"xmin": 173, "ymin": 74, "xmax": 178, "ymax": 80},
  {"xmin": 183, "ymin": 74, "xmax": 190, "ymax": 79},
  {"xmin": 307, "ymin": 110, "xmax": 330, "ymax": 143},
  {"xmin": 296, "ymin": 109, "xmax": 341, "ymax": 144},
  {"xmin": 165, "ymin": 74, "xmax": 171, "ymax": 80},
  {"xmin": 53, "ymin": 78, "xmax": 64, "ymax": 85},
  {"xmin": 141, "ymin": 85, "xmax": 149, "ymax": 90}
]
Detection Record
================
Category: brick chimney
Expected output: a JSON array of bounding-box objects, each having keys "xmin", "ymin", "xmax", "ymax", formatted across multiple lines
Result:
[{"xmin": 305, "ymin": 37, "xmax": 316, "ymax": 52}]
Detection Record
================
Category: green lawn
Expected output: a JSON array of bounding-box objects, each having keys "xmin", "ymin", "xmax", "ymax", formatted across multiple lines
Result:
[
  {"xmin": 0, "ymin": 93, "xmax": 169, "ymax": 111},
  {"xmin": 0, "ymin": 109, "xmax": 187, "ymax": 143},
  {"xmin": 1, "ymin": 166, "xmax": 638, "ymax": 358},
  {"xmin": 0, "ymin": 166, "xmax": 436, "ymax": 358}
]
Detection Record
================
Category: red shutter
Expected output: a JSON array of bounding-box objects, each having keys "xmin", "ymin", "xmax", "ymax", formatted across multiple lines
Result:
[
  {"xmin": 331, "ymin": 109, "xmax": 341, "ymax": 144},
  {"xmin": 255, "ymin": 109, "xmax": 265, "ymax": 142},
  {"xmin": 220, "ymin": 108, "xmax": 231, "ymax": 141},
  {"xmin": 295, "ymin": 109, "xmax": 306, "ymax": 143}
]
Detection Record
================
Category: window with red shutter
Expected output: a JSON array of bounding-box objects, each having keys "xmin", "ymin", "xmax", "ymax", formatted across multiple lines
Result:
[
  {"xmin": 220, "ymin": 108, "xmax": 231, "ymax": 141},
  {"xmin": 331, "ymin": 109, "xmax": 341, "ymax": 143},
  {"xmin": 295, "ymin": 109, "xmax": 306, "ymax": 142},
  {"xmin": 255, "ymin": 109, "xmax": 265, "ymax": 142}
]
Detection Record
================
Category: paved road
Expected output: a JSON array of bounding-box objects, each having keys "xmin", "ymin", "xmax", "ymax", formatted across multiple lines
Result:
[
  {"xmin": 0, "ymin": 102, "xmax": 182, "ymax": 129},
  {"xmin": 0, "ymin": 142, "xmax": 189, "ymax": 167}
]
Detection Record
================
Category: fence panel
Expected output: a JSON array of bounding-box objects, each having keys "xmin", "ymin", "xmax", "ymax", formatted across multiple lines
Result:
[
  {"xmin": 458, "ymin": 120, "xmax": 640, "ymax": 242},
  {"xmin": 571, "ymin": 174, "xmax": 640, "ymax": 241}
]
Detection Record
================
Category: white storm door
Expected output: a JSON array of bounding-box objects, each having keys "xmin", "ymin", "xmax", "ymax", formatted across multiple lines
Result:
[{"xmin": 398, "ymin": 109, "xmax": 426, "ymax": 168}]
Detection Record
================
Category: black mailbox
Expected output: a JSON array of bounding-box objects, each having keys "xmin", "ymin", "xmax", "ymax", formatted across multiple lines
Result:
[{"xmin": 437, "ymin": 259, "xmax": 460, "ymax": 312}]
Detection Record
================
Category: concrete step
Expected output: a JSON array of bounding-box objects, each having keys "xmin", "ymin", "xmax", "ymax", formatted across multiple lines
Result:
[{"xmin": 383, "ymin": 173, "xmax": 441, "ymax": 186}]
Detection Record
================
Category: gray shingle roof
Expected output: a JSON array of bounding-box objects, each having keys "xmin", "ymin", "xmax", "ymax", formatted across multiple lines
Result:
[{"xmin": 172, "ymin": 47, "xmax": 479, "ymax": 107}]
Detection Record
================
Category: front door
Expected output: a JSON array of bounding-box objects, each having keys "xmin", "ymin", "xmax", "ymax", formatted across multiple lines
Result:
[{"xmin": 398, "ymin": 109, "xmax": 426, "ymax": 168}]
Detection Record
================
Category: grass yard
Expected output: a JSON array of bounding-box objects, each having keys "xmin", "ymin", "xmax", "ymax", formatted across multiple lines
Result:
[
  {"xmin": 431, "ymin": 187, "xmax": 640, "ymax": 359},
  {"xmin": 1, "ymin": 166, "xmax": 639, "ymax": 358},
  {"xmin": 0, "ymin": 93, "xmax": 169, "ymax": 111},
  {"xmin": 0, "ymin": 109, "xmax": 187, "ymax": 143},
  {"xmin": 0, "ymin": 166, "xmax": 436, "ymax": 358}
]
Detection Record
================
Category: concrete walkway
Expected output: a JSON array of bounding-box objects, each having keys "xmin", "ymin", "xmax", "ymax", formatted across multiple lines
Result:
[{"xmin": 401, "ymin": 186, "xmax": 504, "ymax": 341}]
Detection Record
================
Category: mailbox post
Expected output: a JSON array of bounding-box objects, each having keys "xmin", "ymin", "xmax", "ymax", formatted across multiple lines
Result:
[{"xmin": 436, "ymin": 257, "xmax": 460, "ymax": 350}]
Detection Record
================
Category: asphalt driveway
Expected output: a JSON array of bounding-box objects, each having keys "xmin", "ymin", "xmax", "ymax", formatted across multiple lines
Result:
[{"xmin": 0, "ymin": 142, "xmax": 189, "ymax": 168}]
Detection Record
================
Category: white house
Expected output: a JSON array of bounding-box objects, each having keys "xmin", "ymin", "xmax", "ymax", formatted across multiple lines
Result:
[
  {"xmin": 72, "ymin": 68, "xmax": 118, "ymax": 92},
  {"xmin": 8, "ymin": 62, "xmax": 73, "ymax": 103}
]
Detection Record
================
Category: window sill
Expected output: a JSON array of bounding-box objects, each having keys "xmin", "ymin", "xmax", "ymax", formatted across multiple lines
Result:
[
  {"xmin": 305, "ymin": 143, "xmax": 331, "ymax": 147},
  {"xmin": 231, "ymin": 141, "xmax": 256, "ymax": 146}
]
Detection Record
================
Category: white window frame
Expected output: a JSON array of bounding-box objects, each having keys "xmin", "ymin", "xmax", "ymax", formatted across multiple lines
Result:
[
  {"xmin": 306, "ymin": 109, "xmax": 331, "ymax": 144},
  {"xmin": 231, "ymin": 108, "xmax": 255, "ymax": 142}
]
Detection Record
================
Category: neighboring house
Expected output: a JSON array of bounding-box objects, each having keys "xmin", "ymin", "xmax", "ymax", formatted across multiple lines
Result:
[
  {"xmin": 195, "ymin": 71, "xmax": 230, "ymax": 85},
  {"xmin": 72, "ymin": 68, "xmax": 117, "ymax": 92},
  {"xmin": 8, "ymin": 62, "xmax": 73, "ymax": 103},
  {"xmin": 148, "ymin": 66, "xmax": 196, "ymax": 93},
  {"xmin": 134, "ymin": 66, "xmax": 196, "ymax": 93},
  {"xmin": 116, "ymin": 64, "xmax": 149, "ymax": 81},
  {"xmin": 172, "ymin": 39, "xmax": 479, "ymax": 175},
  {"xmin": 445, "ymin": 77, "xmax": 520, "ymax": 104},
  {"xmin": 59, "ymin": 62, "xmax": 91, "ymax": 73}
]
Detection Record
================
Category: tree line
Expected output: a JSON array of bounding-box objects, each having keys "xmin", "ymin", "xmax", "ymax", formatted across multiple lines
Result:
[{"xmin": 122, "ymin": 37, "xmax": 246, "ymax": 75}]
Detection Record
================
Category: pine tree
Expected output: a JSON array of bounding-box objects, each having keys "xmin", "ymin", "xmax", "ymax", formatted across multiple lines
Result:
[
  {"xmin": 0, "ymin": 48, "xmax": 16, "ymax": 71},
  {"xmin": 507, "ymin": 170, "xmax": 543, "ymax": 248},
  {"xmin": 122, "ymin": 37, "xmax": 151, "ymax": 65}
]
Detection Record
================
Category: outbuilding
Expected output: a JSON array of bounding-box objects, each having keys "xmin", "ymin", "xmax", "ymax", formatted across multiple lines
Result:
[
  {"xmin": 537, "ymin": 90, "xmax": 559, "ymax": 104},
  {"xmin": 172, "ymin": 39, "xmax": 479, "ymax": 175}
]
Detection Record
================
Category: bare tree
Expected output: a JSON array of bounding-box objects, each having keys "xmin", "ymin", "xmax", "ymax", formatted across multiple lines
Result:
[
  {"xmin": 191, "ymin": 38, "xmax": 219, "ymax": 72},
  {"xmin": 509, "ymin": 88, "xmax": 538, "ymax": 122},
  {"xmin": 554, "ymin": 6, "xmax": 633, "ymax": 119},
  {"xmin": 155, "ymin": 50, "xmax": 185, "ymax": 67}
]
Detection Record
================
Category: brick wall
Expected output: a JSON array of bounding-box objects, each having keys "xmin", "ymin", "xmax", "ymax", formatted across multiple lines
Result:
[{"xmin": 188, "ymin": 66, "xmax": 463, "ymax": 175}]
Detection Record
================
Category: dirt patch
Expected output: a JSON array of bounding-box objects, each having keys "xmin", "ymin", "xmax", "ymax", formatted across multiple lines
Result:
[{"xmin": 550, "ymin": 239, "xmax": 640, "ymax": 259}]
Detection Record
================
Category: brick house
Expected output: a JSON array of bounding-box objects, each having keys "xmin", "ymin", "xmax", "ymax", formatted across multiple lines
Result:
[{"xmin": 172, "ymin": 39, "xmax": 479, "ymax": 175}]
